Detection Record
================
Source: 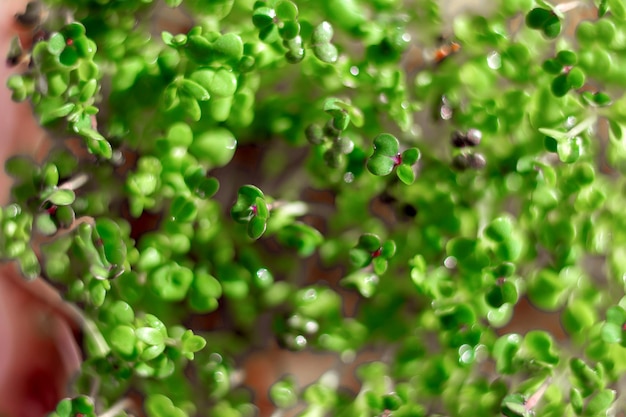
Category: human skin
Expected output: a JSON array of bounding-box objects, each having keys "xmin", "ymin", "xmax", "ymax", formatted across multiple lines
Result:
[{"xmin": 0, "ymin": 2, "xmax": 81, "ymax": 416}]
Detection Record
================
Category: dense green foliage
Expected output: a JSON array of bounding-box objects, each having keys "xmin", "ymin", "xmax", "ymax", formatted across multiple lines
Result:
[{"xmin": 4, "ymin": 0, "xmax": 626, "ymax": 415}]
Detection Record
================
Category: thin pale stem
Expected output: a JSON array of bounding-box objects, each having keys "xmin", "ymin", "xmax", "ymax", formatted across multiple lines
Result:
[
  {"xmin": 525, "ymin": 378, "xmax": 551, "ymax": 411},
  {"xmin": 99, "ymin": 398, "xmax": 135, "ymax": 417},
  {"xmin": 84, "ymin": 318, "xmax": 110, "ymax": 357},
  {"xmin": 555, "ymin": 1, "xmax": 583, "ymax": 13},
  {"xmin": 58, "ymin": 172, "xmax": 89, "ymax": 190},
  {"xmin": 267, "ymin": 201, "xmax": 308, "ymax": 217},
  {"xmin": 568, "ymin": 115, "xmax": 597, "ymax": 139}
]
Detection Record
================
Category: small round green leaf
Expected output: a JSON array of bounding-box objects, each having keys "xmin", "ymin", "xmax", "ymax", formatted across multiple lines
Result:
[
  {"xmin": 276, "ymin": 1, "xmax": 298, "ymax": 20},
  {"xmin": 381, "ymin": 240, "xmax": 396, "ymax": 258},
  {"xmin": 248, "ymin": 216, "xmax": 267, "ymax": 239},
  {"xmin": 593, "ymin": 92, "xmax": 611, "ymax": 106},
  {"xmin": 305, "ymin": 124, "xmax": 324, "ymax": 145},
  {"xmin": 195, "ymin": 177, "xmax": 219, "ymax": 199},
  {"xmin": 190, "ymin": 128, "xmax": 237, "ymax": 167},
  {"xmin": 585, "ymin": 389, "xmax": 616, "ymax": 416},
  {"xmin": 608, "ymin": 0, "xmax": 626, "ymax": 19},
  {"xmin": 551, "ymin": 74, "xmax": 569, "ymax": 97},
  {"xmin": 501, "ymin": 393, "xmax": 527, "ymax": 417},
  {"xmin": 576, "ymin": 20, "xmax": 596, "ymax": 44},
  {"xmin": 47, "ymin": 72, "xmax": 69, "ymax": 97},
  {"xmin": 55, "ymin": 205, "xmax": 75, "ymax": 228},
  {"xmin": 525, "ymin": 8, "xmax": 552, "ymax": 29},
  {"xmin": 341, "ymin": 270, "xmax": 379, "ymax": 297},
  {"xmin": 279, "ymin": 20, "xmax": 300, "ymax": 40},
  {"xmin": 396, "ymin": 164, "xmax": 415, "ymax": 185},
  {"xmin": 35, "ymin": 213, "xmax": 57, "ymax": 236},
  {"xmin": 312, "ymin": 21, "xmax": 334, "ymax": 44},
  {"xmin": 151, "ymin": 264, "xmax": 194, "ymax": 301},
  {"xmin": 542, "ymin": 58, "xmax": 563, "ymax": 74},
  {"xmin": 494, "ymin": 238, "xmax": 522, "ymax": 262},
  {"xmin": 253, "ymin": 7, "xmax": 276, "ymax": 28},
  {"xmin": 358, "ymin": 234, "xmax": 382, "ymax": 252},
  {"xmin": 601, "ymin": 322, "xmax": 622, "ymax": 343},
  {"xmin": 270, "ymin": 377, "xmax": 298, "ymax": 409},
  {"xmin": 567, "ymin": 67, "xmax": 585, "ymax": 89},
  {"xmin": 373, "ymin": 257, "xmax": 388, "ymax": 275},
  {"xmin": 136, "ymin": 327, "xmax": 165, "ymax": 346},
  {"xmin": 180, "ymin": 78, "xmax": 210, "ymax": 101},
  {"xmin": 349, "ymin": 248, "xmax": 371, "ymax": 267},
  {"xmin": 213, "ymin": 33, "xmax": 244, "ymax": 60},
  {"xmin": 41, "ymin": 164, "xmax": 60, "ymax": 188},
  {"xmin": 557, "ymin": 137, "xmax": 582, "ymax": 164},
  {"xmin": 166, "ymin": 122, "xmax": 194, "ymax": 147},
  {"xmin": 543, "ymin": 15, "xmax": 561, "ymax": 38},
  {"xmin": 253, "ymin": 197, "xmax": 269, "ymax": 219},
  {"xmin": 79, "ymin": 79, "xmax": 98, "ymax": 102},
  {"xmin": 192, "ymin": 273, "xmax": 222, "ymax": 299},
  {"xmin": 62, "ymin": 22, "xmax": 86, "ymax": 39},
  {"xmin": 313, "ymin": 42, "xmax": 338, "ymax": 63},
  {"xmin": 401, "ymin": 148, "xmax": 420, "ymax": 165},
  {"xmin": 367, "ymin": 154, "xmax": 395, "ymax": 176},
  {"xmin": 110, "ymin": 325, "xmax": 137, "ymax": 357},
  {"xmin": 141, "ymin": 344, "xmax": 166, "ymax": 361},
  {"xmin": 493, "ymin": 334, "xmax": 521, "ymax": 374},
  {"xmin": 544, "ymin": 135, "xmax": 558, "ymax": 152},
  {"xmin": 186, "ymin": 35, "xmax": 213, "ymax": 62},
  {"xmin": 45, "ymin": 189, "xmax": 76, "ymax": 206},
  {"xmin": 18, "ymin": 250, "xmax": 41, "ymax": 280},
  {"xmin": 170, "ymin": 195, "xmax": 197, "ymax": 222},
  {"xmin": 208, "ymin": 68, "xmax": 237, "ymax": 97},
  {"xmin": 47, "ymin": 33, "xmax": 66, "ymax": 56},
  {"xmin": 73, "ymin": 37, "xmax": 93, "ymax": 58},
  {"xmin": 570, "ymin": 388, "xmax": 583, "ymax": 415},
  {"xmin": 59, "ymin": 47, "xmax": 79, "ymax": 67},
  {"xmin": 446, "ymin": 237, "xmax": 477, "ymax": 260},
  {"xmin": 484, "ymin": 217, "xmax": 513, "ymax": 242},
  {"xmin": 556, "ymin": 50, "xmax": 577, "ymax": 66},
  {"xmin": 373, "ymin": 133, "xmax": 399, "ymax": 156},
  {"xmin": 55, "ymin": 399, "xmax": 72, "ymax": 417},
  {"xmin": 233, "ymin": 186, "xmax": 263, "ymax": 212},
  {"xmin": 182, "ymin": 332, "xmax": 207, "ymax": 353},
  {"xmin": 524, "ymin": 330, "xmax": 559, "ymax": 365},
  {"xmin": 486, "ymin": 281, "xmax": 518, "ymax": 307}
]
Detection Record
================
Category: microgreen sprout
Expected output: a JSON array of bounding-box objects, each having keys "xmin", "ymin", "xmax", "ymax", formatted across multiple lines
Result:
[{"xmin": 4, "ymin": 0, "xmax": 626, "ymax": 415}]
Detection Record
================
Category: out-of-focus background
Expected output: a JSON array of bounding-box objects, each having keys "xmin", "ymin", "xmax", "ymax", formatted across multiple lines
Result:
[{"xmin": 0, "ymin": 2, "xmax": 80, "ymax": 416}]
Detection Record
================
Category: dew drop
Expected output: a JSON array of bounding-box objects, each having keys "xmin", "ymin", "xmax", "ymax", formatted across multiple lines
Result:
[
  {"xmin": 226, "ymin": 139, "xmax": 237, "ymax": 150},
  {"xmin": 214, "ymin": 370, "xmax": 227, "ymax": 383},
  {"xmin": 256, "ymin": 268, "xmax": 272, "ymax": 285},
  {"xmin": 440, "ymin": 105, "xmax": 453, "ymax": 120},
  {"xmin": 459, "ymin": 344, "xmax": 473, "ymax": 364},
  {"xmin": 415, "ymin": 71, "xmax": 432, "ymax": 87},
  {"xmin": 349, "ymin": 66, "xmax": 359, "ymax": 76},
  {"xmin": 341, "ymin": 350, "xmax": 356, "ymax": 363},
  {"xmin": 304, "ymin": 320, "xmax": 319, "ymax": 334},
  {"xmin": 444, "ymin": 256, "xmax": 457, "ymax": 269},
  {"xmin": 6, "ymin": 204, "xmax": 21, "ymax": 217},
  {"xmin": 505, "ymin": 173, "xmax": 522, "ymax": 191},
  {"xmin": 294, "ymin": 335, "xmax": 307, "ymax": 348},
  {"xmin": 288, "ymin": 314, "xmax": 303, "ymax": 328},
  {"xmin": 487, "ymin": 51, "xmax": 501, "ymax": 69},
  {"xmin": 303, "ymin": 288, "xmax": 317, "ymax": 301},
  {"xmin": 343, "ymin": 172, "xmax": 355, "ymax": 183}
]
